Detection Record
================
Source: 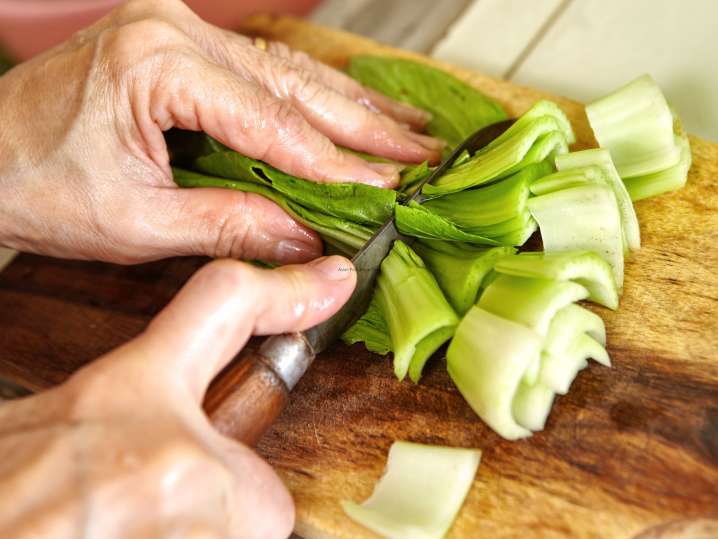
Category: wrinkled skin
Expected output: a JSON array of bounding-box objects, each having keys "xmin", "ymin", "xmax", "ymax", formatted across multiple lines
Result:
[
  {"xmin": 0, "ymin": 0, "xmax": 441, "ymax": 537},
  {"xmin": 0, "ymin": 257, "xmax": 357, "ymax": 539},
  {"xmin": 0, "ymin": 0, "xmax": 441, "ymax": 264}
]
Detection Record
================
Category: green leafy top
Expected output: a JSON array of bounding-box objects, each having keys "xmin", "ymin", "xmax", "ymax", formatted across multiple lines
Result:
[{"xmin": 348, "ymin": 55, "xmax": 507, "ymax": 148}]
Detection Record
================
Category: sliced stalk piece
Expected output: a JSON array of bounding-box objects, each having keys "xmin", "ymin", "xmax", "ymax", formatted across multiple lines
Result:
[
  {"xmin": 494, "ymin": 251, "xmax": 619, "ymax": 310},
  {"xmin": 423, "ymin": 161, "xmax": 552, "ymax": 229},
  {"xmin": 478, "ymin": 275, "xmax": 588, "ymax": 384},
  {"xmin": 539, "ymin": 333, "xmax": 609, "ymax": 394},
  {"xmin": 624, "ymin": 133, "xmax": 692, "ymax": 200},
  {"xmin": 556, "ymin": 148, "xmax": 641, "ymax": 251},
  {"xmin": 424, "ymin": 116, "xmax": 567, "ymax": 195},
  {"xmin": 480, "ymin": 100, "xmax": 576, "ymax": 151},
  {"xmin": 544, "ymin": 304, "xmax": 607, "ymax": 355},
  {"xmin": 529, "ymin": 166, "xmax": 608, "ymax": 196},
  {"xmin": 447, "ymin": 306, "xmax": 541, "ymax": 440},
  {"xmin": 342, "ymin": 441, "xmax": 481, "ymax": 539},
  {"xmin": 586, "ymin": 74, "xmax": 679, "ymax": 178},
  {"xmin": 395, "ymin": 202, "xmax": 500, "ymax": 245},
  {"xmin": 414, "ymin": 241, "xmax": 515, "ymax": 315},
  {"xmin": 512, "ymin": 381, "xmax": 556, "ymax": 432},
  {"xmin": 527, "ymin": 184, "xmax": 625, "ymax": 288},
  {"xmin": 377, "ymin": 241, "xmax": 459, "ymax": 382}
]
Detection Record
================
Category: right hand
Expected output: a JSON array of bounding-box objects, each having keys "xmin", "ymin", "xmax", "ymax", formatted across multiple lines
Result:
[
  {"xmin": 0, "ymin": 255, "xmax": 357, "ymax": 539},
  {"xmin": 0, "ymin": 0, "xmax": 441, "ymax": 265}
]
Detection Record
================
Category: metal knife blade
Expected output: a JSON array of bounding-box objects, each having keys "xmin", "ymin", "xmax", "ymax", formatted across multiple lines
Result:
[{"xmin": 304, "ymin": 118, "xmax": 515, "ymax": 355}]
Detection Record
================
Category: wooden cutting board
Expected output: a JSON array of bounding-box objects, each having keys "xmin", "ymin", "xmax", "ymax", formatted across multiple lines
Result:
[{"xmin": 1, "ymin": 14, "xmax": 717, "ymax": 539}]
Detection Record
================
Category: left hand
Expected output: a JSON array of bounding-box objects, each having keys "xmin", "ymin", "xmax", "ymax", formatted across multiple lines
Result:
[{"xmin": 0, "ymin": 0, "xmax": 441, "ymax": 265}]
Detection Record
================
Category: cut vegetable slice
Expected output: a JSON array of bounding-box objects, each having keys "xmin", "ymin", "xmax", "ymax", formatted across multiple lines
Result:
[
  {"xmin": 586, "ymin": 74, "xmax": 679, "ymax": 179},
  {"xmin": 413, "ymin": 240, "xmax": 515, "ymax": 315},
  {"xmin": 423, "ymin": 161, "xmax": 552, "ymax": 229},
  {"xmin": 512, "ymin": 381, "xmax": 555, "ymax": 432},
  {"xmin": 423, "ymin": 115, "xmax": 567, "ymax": 195},
  {"xmin": 395, "ymin": 202, "xmax": 500, "ymax": 245},
  {"xmin": 539, "ymin": 333, "xmax": 610, "ymax": 394},
  {"xmin": 527, "ymin": 184, "xmax": 625, "ymax": 288},
  {"xmin": 341, "ymin": 441, "xmax": 481, "ymax": 539},
  {"xmin": 543, "ymin": 304, "xmax": 607, "ymax": 356},
  {"xmin": 447, "ymin": 306, "xmax": 542, "ymax": 440},
  {"xmin": 494, "ymin": 251, "xmax": 619, "ymax": 310},
  {"xmin": 377, "ymin": 241, "xmax": 459, "ymax": 382},
  {"xmin": 624, "ymin": 133, "xmax": 692, "ymax": 201},
  {"xmin": 478, "ymin": 274, "xmax": 588, "ymax": 384},
  {"xmin": 555, "ymin": 148, "xmax": 641, "ymax": 251}
]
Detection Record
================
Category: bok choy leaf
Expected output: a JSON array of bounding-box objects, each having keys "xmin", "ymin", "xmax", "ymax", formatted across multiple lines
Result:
[{"xmin": 347, "ymin": 55, "xmax": 507, "ymax": 148}]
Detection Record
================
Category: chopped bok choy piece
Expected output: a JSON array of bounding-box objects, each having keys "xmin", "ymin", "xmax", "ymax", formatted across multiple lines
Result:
[
  {"xmin": 395, "ymin": 202, "xmax": 500, "ymax": 245},
  {"xmin": 376, "ymin": 241, "xmax": 459, "ymax": 382},
  {"xmin": 494, "ymin": 251, "xmax": 619, "ymax": 310},
  {"xmin": 413, "ymin": 241, "xmax": 515, "ymax": 315},
  {"xmin": 478, "ymin": 274, "xmax": 588, "ymax": 384},
  {"xmin": 424, "ymin": 116, "xmax": 568, "ymax": 195},
  {"xmin": 512, "ymin": 381, "xmax": 556, "ymax": 432},
  {"xmin": 539, "ymin": 334, "xmax": 609, "ymax": 395},
  {"xmin": 342, "ymin": 441, "xmax": 481, "ymax": 539},
  {"xmin": 586, "ymin": 74, "xmax": 691, "ymax": 199},
  {"xmin": 623, "ymin": 133, "xmax": 692, "ymax": 201},
  {"xmin": 527, "ymin": 184, "xmax": 625, "ymax": 288},
  {"xmin": 555, "ymin": 148, "xmax": 640, "ymax": 251},
  {"xmin": 447, "ymin": 306, "xmax": 542, "ymax": 439}
]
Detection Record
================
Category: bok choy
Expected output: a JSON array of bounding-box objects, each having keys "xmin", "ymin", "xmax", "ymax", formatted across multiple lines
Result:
[{"xmin": 342, "ymin": 441, "xmax": 480, "ymax": 539}]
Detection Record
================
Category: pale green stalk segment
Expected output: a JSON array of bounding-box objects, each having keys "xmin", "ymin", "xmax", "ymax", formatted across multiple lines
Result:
[
  {"xmin": 527, "ymin": 184, "xmax": 625, "ymax": 288},
  {"xmin": 423, "ymin": 115, "xmax": 566, "ymax": 195},
  {"xmin": 478, "ymin": 274, "xmax": 588, "ymax": 384},
  {"xmin": 512, "ymin": 382, "xmax": 556, "ymax": 432},
  {"xmin": 493, "ymin": 251, "xmax": 619, "ymax": 310},
  {"xmin": 555, "ymin": 148, "xmax": 641, "ymax": 251},
  {"xmin": 539, "ymin": 334, "xmax": 609, "ymax": 394},
  {"xmin": 447, "ymin": 306, "xmax": 541, "ymax": 440},
  {"xmin": 341, "ymin": 441, "xmax": 481, "ymax": 539},
  {"xmin": 413, "ymin": 241, "xmax": 515, "ymax": 315},
  {"xmin": 586, "ymin": 74, "xmax": 678, "ymax": 178},
  {"xmin": 377, "ymin": 241, "xmax": 459, "ymax": 382},
  {"xmin": 543, "ymin": 304, "xmax": 607, "ymax": 355},
  {"xmin": 624, "ymin": 134, "xmax": 692, "ymax": 201}
]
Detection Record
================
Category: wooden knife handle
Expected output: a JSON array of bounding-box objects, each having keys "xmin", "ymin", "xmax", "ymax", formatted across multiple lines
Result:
[{"xmin": 204, "ymin": 333, "xmax": 315, "ymax": 446}]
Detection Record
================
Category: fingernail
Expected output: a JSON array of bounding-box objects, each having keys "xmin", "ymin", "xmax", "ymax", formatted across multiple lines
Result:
[{"xmin": 311, "ymin": 255, "xmax": 354, "ymax": 281}]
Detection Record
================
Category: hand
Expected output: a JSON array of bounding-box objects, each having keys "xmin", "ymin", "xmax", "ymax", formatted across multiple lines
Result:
[
  {"xmin": 0, "ymin": 255, "xmax": 357, "ymax": 539},
  {"xmin": 0, "ymin": 0, "xmax": 441, "ymax": 265}
]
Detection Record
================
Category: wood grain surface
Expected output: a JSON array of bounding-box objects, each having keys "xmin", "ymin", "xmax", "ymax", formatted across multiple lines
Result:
[{"xmin": 1, "ymin": 15, "xmax": 717, "ymax": 539}]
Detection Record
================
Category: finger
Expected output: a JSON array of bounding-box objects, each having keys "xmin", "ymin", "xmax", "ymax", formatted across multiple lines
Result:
[
  {"xmin": 252, "ymin": 56, "xmax": 443, "ymax": 164},
  {"xmin": 152, "ymin": 55, "xmax": 401, "ymax": 186},
  {"xmin": 141, "ymin": 187, "xmax": 322, "ymax": 263},
  {"xmin": 264, "ymin": 40, "xmax": 432, "ymax": 130},
  {"xmin": 139, "ymin": 256, "xmax": 356, "ymax": 401},
  {"xmin": 184, "ymin": 26, "xmax": 442, "ymax": 163}
]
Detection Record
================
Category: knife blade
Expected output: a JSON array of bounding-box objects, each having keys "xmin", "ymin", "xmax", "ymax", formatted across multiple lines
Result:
[{"xmin": 205, "ymin": 118, "xmax": 515, "ymax": 444}]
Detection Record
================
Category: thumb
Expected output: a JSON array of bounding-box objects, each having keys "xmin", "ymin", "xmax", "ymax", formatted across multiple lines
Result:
[{"xmin": 131, "ymin": 256, "xmax": 356, "ymax": 402}]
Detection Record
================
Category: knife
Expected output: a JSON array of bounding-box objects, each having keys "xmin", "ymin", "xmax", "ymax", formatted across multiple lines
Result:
[{"xmin": 204, "ymin": 119, "xmax": 515, "ymax": 445}]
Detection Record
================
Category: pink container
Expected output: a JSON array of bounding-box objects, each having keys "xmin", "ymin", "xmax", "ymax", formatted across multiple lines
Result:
[{"xmin": 0, "ymin": 0, "xmax": 320, "ymax": 61}]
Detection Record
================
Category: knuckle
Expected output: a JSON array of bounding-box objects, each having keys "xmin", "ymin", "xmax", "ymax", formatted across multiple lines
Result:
[
  {"xmin": 266, "ymin": 40, "xmax": 291, "ymax": 59},
  {"xmin": 194, "ymin": 259, "xmax": 253, "ymax": 296},
  {"xmin": 103, "ymin": 19, "xmax": 185, "ymax": 68}
]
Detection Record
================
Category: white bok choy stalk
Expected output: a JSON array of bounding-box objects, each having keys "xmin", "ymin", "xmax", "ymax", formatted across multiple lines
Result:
[
  {"xmin": 342, "ymin": 441, "xmax": 481, "ymax": 539},
  {"xmin": 585, "ymin": 74, "xmax": 691, "ymax": 199},
  {"xmin": 376, "ymin": 240, "xmax": 459, "ymax": 383},
  {"xmin": 527, "ymin": 184, "xmax": 625, "ymax": 288}
]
